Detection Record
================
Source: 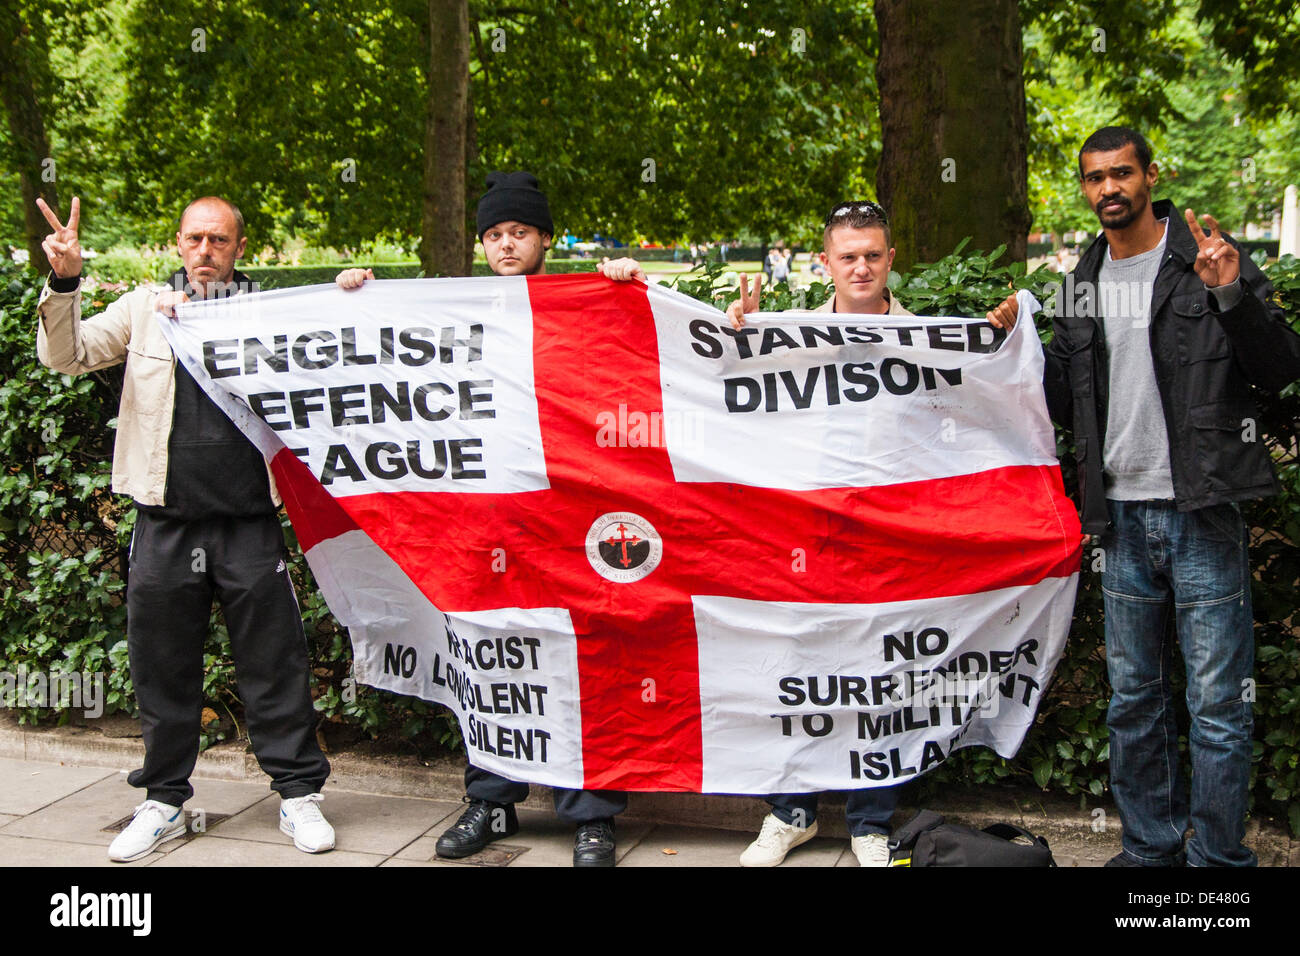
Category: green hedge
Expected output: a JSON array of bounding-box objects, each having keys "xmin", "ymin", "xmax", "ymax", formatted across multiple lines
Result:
[{"xmin": 3, "ymin": 248, "xmax": 1297, "ymax": 831}]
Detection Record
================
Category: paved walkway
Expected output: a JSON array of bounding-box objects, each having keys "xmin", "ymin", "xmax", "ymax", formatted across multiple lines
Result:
[
  {"xmin": 0, "ymin": 755, "xmax": 816, "ymax": 867},
  {"xmin": 0, "ymin": 754, "xmax": 1161, "ymax": 867},
  {"xmin": 1, "ymin": 717, "xmax": 1294, "ymax": 867}
]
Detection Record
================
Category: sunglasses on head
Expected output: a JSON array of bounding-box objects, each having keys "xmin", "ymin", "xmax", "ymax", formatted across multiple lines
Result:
[{"xmin": 824, "ymin": 201, "xmax": 888, "ymax": 227}]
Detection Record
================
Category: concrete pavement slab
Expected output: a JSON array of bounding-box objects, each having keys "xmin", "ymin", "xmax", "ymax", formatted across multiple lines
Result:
[
  {"xmin": 395, "ymin": 837, "xmax": 532, "ymax": 866},
  {"xmin": 0, "ymin": 834, "xmax": 164, "ymax": 867},
  {"xmin": 379, "ymin": 857, "xmax": 459, "ymax": 867},
  {"xmin": 0, "ymin": 770, "xmax": 268, "ymax": 851},
  {"xmin": 0, "ymin": 758, "xmax": 116, "ymax": 815},
  {"xmin": 200, "ymin": 790, "xmax": 465, "ymax": 858},
  {"xmin": 0, "ymin": 748, "xmax": 1291, "ymax": 868},
  {"xmin": 619, "ymin": 824, "xmax": 840, "ymax": 867},
  {"xmin": 204, "ymin": 790, "xmax": 463, "ymax": 855},
  {"xmin": 149, "ymin": 836, "xmax": 384, "ymax": 867}
]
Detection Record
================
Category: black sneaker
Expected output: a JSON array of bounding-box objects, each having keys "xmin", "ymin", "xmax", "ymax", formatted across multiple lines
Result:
[
  {"xmin": 573, "ymin": 818, "xmax": 616, "ymax": 868},
  {"xmin": 435, "ymin": 798, "xmax": 518, "ymax": 859}
]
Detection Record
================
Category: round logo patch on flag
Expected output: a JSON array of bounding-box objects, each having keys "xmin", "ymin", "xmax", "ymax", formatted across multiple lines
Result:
[{"xmin": 586, "ymin": 512, "xmax": 662, "ymax": 583}]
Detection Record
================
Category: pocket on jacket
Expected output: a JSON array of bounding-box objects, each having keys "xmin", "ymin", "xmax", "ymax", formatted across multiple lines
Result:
[
  {"xmin": 125, "ymin": 340, "xmax": 174, "ymax": 362},
  {"xmin": 1189, "ymin": 400, "xmax": 1274, "ymax": 492},
  {"xmin": 1190, "ymin": 400, "xmax": 1256, "ymax": 433},
  {"xmin": 1173, "ymin": 292, "xmax": 1230, "ymax": 364}
]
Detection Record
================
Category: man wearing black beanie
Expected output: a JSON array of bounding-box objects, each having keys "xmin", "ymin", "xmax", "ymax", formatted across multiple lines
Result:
[{"xmin": 337, "ymin": 171, "xmax": 630, "ymax": 866}]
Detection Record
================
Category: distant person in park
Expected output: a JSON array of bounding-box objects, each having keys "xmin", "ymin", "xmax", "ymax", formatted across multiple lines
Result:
[
  {"xmin": 726, "ymin": 199, "xmax": 911, "ymax": 867},
  {"xmin": 768, "ymin": 242, "xmax": 792, "ymax": 285},
  {"xmin": 338, "ymin": 170, "xmax": 641, "ymax": 867},
  {"xmin": 35, "ymin": 195, "xmax": 335, "ymax": 861},
  {"xmin": 987, "ymin": 126, "xmax": 1300, "ymax": 867}
]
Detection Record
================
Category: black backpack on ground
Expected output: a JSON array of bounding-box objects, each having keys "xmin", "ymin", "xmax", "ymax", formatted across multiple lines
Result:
[{"xmin": 888, "ymin": 809, "xmax": 1056, "ymax": 867}]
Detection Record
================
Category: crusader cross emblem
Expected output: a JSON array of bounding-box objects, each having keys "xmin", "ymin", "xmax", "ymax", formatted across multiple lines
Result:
[
  {"xmin": 605, "ymin": 523, "xmax": 642, "ymax": 568},
  {"xmin": 585, "ymin": 511, "xmax": 663, "ymax": 583}
]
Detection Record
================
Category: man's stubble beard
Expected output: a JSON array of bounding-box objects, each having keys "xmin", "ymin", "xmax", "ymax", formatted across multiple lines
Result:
[{"xmin": 1095, "ymin": 191, "xmax": 1147, "ymax": 231}]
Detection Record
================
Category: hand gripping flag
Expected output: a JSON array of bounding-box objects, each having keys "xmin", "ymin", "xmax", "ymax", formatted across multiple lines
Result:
[{"xmin": 161, "ymin": 275, "xmax": 1081, "ymax": 794}]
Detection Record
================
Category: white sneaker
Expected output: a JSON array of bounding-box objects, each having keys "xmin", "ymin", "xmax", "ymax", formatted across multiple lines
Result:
[
  {"xmin": 280, "ymin": 793, "xmax": 335, "ymax": 853},
  {"xmin": 739, "ymin": 813, "xmax": 819, "ymax": 867},
  {"xmin": 107, "ymin": 800, "xmax": 187, "ymax": 862},
  {"xmin": 851, "ymin": 832, "xmax": 892, "ymax": 867}
]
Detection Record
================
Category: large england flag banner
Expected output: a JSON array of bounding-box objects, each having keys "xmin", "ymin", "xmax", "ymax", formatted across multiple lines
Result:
[{"xmin": 161, "ymin": 275, "xmax": 1082, "ymax": 794}]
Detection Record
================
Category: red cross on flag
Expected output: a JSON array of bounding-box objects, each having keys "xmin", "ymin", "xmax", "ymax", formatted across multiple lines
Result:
[{"xmin": 162, "ymin": 275, "xmax": 1082, "ymax": 793}]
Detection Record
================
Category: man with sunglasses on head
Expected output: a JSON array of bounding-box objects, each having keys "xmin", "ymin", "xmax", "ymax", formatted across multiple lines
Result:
[
  {"xmin": 726, "ymin": 199, "xmax": 911, "ymax": 866},
  {"xmin": 727, "ymin": 200, "xmax": 909, "ymax": 328}
]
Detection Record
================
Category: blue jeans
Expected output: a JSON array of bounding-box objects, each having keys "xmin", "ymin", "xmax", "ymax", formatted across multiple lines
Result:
[
  {"xmin": 770, "ymin": 785, "xmax": 901, "ymax": 837},
  {"xmin": 1100, "ymin": 499, "xmax": 1256, "ymax": 867}
]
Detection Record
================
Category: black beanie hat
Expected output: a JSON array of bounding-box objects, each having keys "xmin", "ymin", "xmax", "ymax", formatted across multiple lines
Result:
[{"xmin": 475, "ymin": 171, "xmax": 554, "ymax": 239}]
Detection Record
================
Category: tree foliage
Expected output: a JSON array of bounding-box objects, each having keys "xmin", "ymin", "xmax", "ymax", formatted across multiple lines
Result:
[
  {"xmin": 472, "ymin": 1, "xmax": 879, "ymax": 243},
  {"xmin": 1, "ymin": 0, "xmax": 1297, "ymax": 262}
]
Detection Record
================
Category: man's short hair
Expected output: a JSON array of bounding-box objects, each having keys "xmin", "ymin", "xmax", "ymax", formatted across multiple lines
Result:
[
  {"xmin": 1077, "ymin": 127, "xmax": 1152, "ymax": 178},
  {"xmin": 178, "ymin": 196, "xmax": 245, "ymax": 240},
  {"xmin": 822, "ymin": 200, "xmax": 891, "ymax": 249}
]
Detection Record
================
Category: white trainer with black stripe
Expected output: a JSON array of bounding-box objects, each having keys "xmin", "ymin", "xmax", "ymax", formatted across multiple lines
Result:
[
  {"xmin": 108, "ymin": 800, "xmax": 187, "ymax": 862},
  {"xmin": 280, "ymin": 793, "xmax": 336, "ymax": 853}
]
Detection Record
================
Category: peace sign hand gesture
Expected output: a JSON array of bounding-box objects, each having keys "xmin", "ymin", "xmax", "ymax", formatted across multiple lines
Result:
[
  {"xmin": 36, "ymin": 196, "xmax": 83, "ymax": 279},
  {"xmin": 1184, "ymin": 208, "xmax": 1239, "ymax": 290}
]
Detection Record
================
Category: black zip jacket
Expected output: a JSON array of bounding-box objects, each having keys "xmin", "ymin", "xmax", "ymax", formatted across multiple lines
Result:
[{"xmin": 1043, "ymin": 199, "xmax": 1300, "ymax": 534}]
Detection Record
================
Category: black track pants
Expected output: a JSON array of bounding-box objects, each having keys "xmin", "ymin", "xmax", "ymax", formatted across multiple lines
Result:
[{"xmin": 126, "ymin": 512, "xmax": 330, "ymax": 805}]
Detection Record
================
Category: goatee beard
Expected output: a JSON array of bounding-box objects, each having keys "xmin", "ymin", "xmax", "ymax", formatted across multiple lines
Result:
[{"xmin": 1096, "ymin": 199, "xmax": 1137, "ymax": 230}]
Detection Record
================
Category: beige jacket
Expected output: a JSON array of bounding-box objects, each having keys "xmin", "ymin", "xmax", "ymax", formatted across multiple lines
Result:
[
  {"xmin": 812, "ymin": 288, "xmax": 914, "ymax": 317},
  {"xmin": 36, "ymin": 280, "xmax": 280, "ymax": 508}
]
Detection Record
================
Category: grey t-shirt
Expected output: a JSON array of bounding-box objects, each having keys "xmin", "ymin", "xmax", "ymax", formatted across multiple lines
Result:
[{"xmin": 1099, "ymin": 220, "xmax": 1175, "ymax": 500}]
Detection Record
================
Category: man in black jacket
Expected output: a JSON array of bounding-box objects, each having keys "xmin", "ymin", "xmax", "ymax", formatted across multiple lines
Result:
[{"xmin": 988, "ymin": 126, "xmax": 1300, "ymax": 867}]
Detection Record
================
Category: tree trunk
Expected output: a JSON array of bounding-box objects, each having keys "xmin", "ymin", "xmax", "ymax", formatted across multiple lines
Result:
[
  {"xmin": 419, "ymin": 0, "xmax": 471, "ymax": 277},
  {"xmin": 464, "ymin": 38, "xmax": 478, "ymax": 272},
  {"xmin": 0, "ymin": 4, "xmax": 59, "ymax": 275},
  {"xmin": 873, "ymin": 0, "xmax": 1029, "ymax": 270}
]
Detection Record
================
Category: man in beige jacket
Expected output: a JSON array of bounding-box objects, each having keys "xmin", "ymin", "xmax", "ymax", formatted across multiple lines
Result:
[
  {"xmin": 724, "ymin": 199, "xmax": 911, "ymax": 868},
  {"xmin": 35, "ymin": 196, "xmax": 333, "ymax": 862}
]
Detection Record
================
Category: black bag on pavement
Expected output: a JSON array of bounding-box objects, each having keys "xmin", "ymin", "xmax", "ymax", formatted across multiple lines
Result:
[{"xmin": 888, "ymin": 809, "xmax": 1056, "ymax": 867}]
